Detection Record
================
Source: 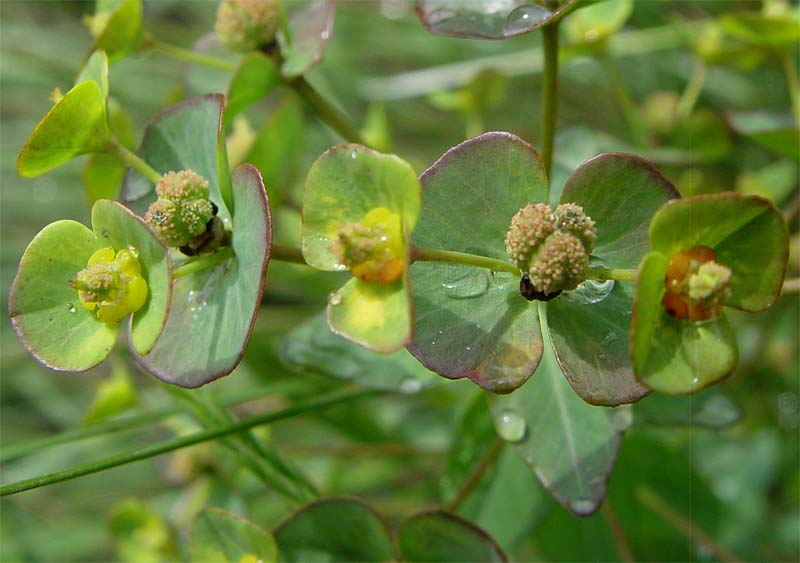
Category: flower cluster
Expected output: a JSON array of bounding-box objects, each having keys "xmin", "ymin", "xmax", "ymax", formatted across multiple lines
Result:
[
  {"xmin": 662, "ymin": 245, "xmax": 732, "ymax": 321},
  {"xmin": 215, "ymin": 0, "xmax": 280, "ymax": 52},
  {"xmin": 72, "ymin": 247, "xmax": 148, "ymax": 324},
  {"xmin": 331, "ymin": 207, "xmax": 405, "ymax": 284},
  {"xmin": 504, "ymin": 202, "xmax": 597, "ymax": 296}
]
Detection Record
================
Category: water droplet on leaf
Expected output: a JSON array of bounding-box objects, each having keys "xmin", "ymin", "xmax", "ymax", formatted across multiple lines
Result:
[
  {"xmin": 601, "ymin": 332, "xmax": 618, "ymax": 346},
  {"xmin": 496, "ymin": 410, "xmax": 526, "ymax": 442},
  {"xmin": 611, "ymin": 407, "xmax": 633, "ymax": 430},
  {"xmin": 399, "ymin": 378, "xmax": 422, "ymax": 394},
  {"xmin": 442, "ymin": 270, "xmax": 490, "ymax": 299},
  {"xmin": 569, "ymin": 499, "xmax": 596, "ymax": 515},
  {"xmin": 66, "ymin": 303, "xmax": 76, "ymax": 313},
  {"xmin": 562, "ymin": 278, "xmax": 614, "ymax": 304},
  {"xmin": 503, "ymin": 4, "xmax": 551, "ymax": 36},
  {"xmin": 329, "ymin": 291, "xmax": 342, "ymax": 306}
]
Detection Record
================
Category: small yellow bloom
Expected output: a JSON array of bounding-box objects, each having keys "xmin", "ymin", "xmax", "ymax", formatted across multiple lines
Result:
[
  {"xmin": 332, "ymin": 207, "xmax": 405, "ymax": 284},
  {"xmin": 72, "ymin": 247, "xmax": 148, "ymax": 323}
]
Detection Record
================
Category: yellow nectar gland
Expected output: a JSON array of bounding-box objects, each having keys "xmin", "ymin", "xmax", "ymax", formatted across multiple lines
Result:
[
  {"xmin": 72, "ymin": 247, "xmax": 148, "ymax": 324},
  {"xmin": 332, "ymin": 207, "xmax": 405, "ymax": 284}
]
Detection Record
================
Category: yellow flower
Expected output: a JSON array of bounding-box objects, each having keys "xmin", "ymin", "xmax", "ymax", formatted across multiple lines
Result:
[
  {"xmin": 331, "ymin": 207, "xmax": 405, "ymax": 284},
  {"xmin": 72, "ymin": 247, "xmax": 148, "ymax": 323}
]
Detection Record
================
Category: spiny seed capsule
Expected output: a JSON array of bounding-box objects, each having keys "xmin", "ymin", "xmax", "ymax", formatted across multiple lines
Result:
[
  {"xmin": 331, "ymin": 207, "xmax": 405, "ymax": 284},
  {"xmin": 146, "ymin": 170, "xmax": 216, "ymax": 249},
  {"xmin": 663, "ymin": 245, "xmax": 732, "ymax": 321},
  {"xmin": 505, "ymin": 202, "xmax": 596, "ymax": 298},
  {"xmin": 71, "ymin": 247, "xmax": 148, "ymax": 324},
  {"xmin": 215, "ymin": 0, "xmax": 280, "ymax": 53}
]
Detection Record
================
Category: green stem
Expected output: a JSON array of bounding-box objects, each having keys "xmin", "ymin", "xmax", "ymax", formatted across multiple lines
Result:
[
  {"xmin": 600, "ymin": 47, "xmax": 645, "ymax": 146},
  {"xmin": 782, "ymin": 277, "xmax": 800, "ymax": 294},
  {"xmin": 466, "ymin": 110, "xmax": 483, "ymax": 139},
  {"xmin": 585, "ymin": 267, "xmax": 637, "ymax": 282},
  {"xmin": 289, "ymin": 76, "xmax": 367, "ymax": 145},
  {"xmin": 446, "ymin": 437, "xmax": 504, "ymax": 513},
  {"xmin": 676, "ymin": 59, "xmax": 707, "ymax": 120},
  {"xmin": 780, "ymin": 48, "xmax": 800, "ymax": 127},
  {"xmin": 105, "ymin": 137, "xmax": 162, "ymax": 184},
  {"xmin": 601, "ymin": 500, "xmax": 635, "ymax": 562},
  {"xmin": 173, "ymin": 247, "xmax": 236, "ymax": 278},
  {"xmin": 0, "ymin": 387, "xmax": 378, "ymax": 496},
  {"xmin": 540, "ymin": 20, "xmax": 561, "ymax": 181},
  {"xmin": 411, "ymin": 246, "xmax": 519, "ymax": 275},
  {"xmin": 143, "ymin": 34, "xmax": 236, "ymax": 71},
  {"xmin": 271, "ymin": 244, "xmax": 306, "ymax": 265}
]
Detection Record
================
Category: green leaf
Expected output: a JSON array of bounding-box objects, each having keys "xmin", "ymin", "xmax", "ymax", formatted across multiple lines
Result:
[
  {"xmin": 490, "ymin": 308, "xmax": 630, "ymax": 516},
  {"xmin": 415, "ymin": 0, "xmax": 584, "ymax": 39},
  {"xmin": 90, "ymin": 0, "xmax": 143, "ymax": 63},
  {"xmin": 649, "ymin": 194, "xmax": 789, "ymax": 311},
  {"xmin": 634, "ymin": 388, "xmax": 742, "ymax": 428},
  {"xmin": 134, "ymin": 164, "xmax": 271, "ymax": 387},
  {"xmin": 8, "ymin": 220, "xmax": 116, "ymax": 371},
  {"xmin": 302, "ymin": 143, "xmax": 420, "ymax": 270},
  {"xmin": 122, "ymin": 94, "xmax": 227, "ymax": 208},
  {"xmin": 631, "ymin": 251, "xmax": 739, "ymax": 394},
  {"xmin": 729, "ymin": 111, "xmax": 799, "ymax": 161},
  {"xmin": 226, "ymin": 52, "xmax": 280, "ymax": 121},
  {"xmin": 409, "ymin": 132, "xmax": 548, "ymax": 393},
  {"xmin": 546, "ymin": 153, "xmax": 678, "ymax": 405},
  {"xmin": 396, "ymin": 511, "xmax": 508, "ymax": 563},
  {"xmin": 108, "ymin": 498, "xmax": 176, "ymax": 563},
  {"xmin": 273, "ymin": 498, "xmax": 396, "ymax": 562},
  {"xmin": 76, "ymin": 49, "xmax": 109, "ymax": 99},
  {"xmin": 671, "ymin": 109, "xmax": 733, "ymax": 163},
  {"xmin": 90, "ymin": 200, "xmax": 172, "ymax": 357},
  {"xmin": 280, "ymin": 313, "xmax": 440, "ymax": 392},
  {"xmin": 563, "ymin": 0, "xmax": 633, "ymax": 45},
  {"xmin": 328, "ymin": 276, "xmax": 413, "ymax": 353},
  {"xmin": 279, "ymin": 0, "xmax": 335, "ymax": 78},
  {"xmin": 191, "ymin": 508, "xmax": 277, "ymax": 563},
  {"xmin": 17, "ymin": 80, "xmax": 110, "ymax": 177},
  {"xmin": 245, "ymin": 95, "xmax": 305, "ymax": 205},
  {"xmin": 720, "ymin": 10, "xmax": 800, "ymax": 48}
]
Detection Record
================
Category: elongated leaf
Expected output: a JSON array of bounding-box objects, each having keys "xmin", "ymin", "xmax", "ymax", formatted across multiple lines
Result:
[
  {"xmin": 648, "ymin": 194, "xmax": 788, "ymax": 312},
  {"xmin": 409, "ymin": 132, "xmax": 547, "ymax": 393},
  {"xmin": 122, "ymin": 95, "xmax": 226, "ymax": 207},
  {"xmin": 280, "ymin": 313, "xmax": 440, "ymax": 392},
  {"xmin": 226, "ymin": 52, "xmax": 280, "ymax": 121},
  {"xmin": 90, "ymin": 200, "xmax": 172, "ymax": 356},
  {"xmin": 8, "ymin": 221, "xmax": 115, "ymax": 371},
  {"xmin": 547, "ymin": 153, "xmax": 678, "ymax": 405},
  {"xmin": 273, "ymin": 498, "xmax": 396, "ymax": 562},
  {"xmin": 490, "ymin": 304, "xmax": 630, "ymax": 516},
  {"xmin": 396, "ymin": 511, "xmax": 507, "ymax": 563},
  {"xmin": 191, "ymin": 508, "xmax": 277, "ymax": 563},
  {"xmin": 134, "ymin": 164, "xmax": 271, "ymax": 387},
  {"xmin": 280, "ymin": 0, "xmax": 335, "ymax": 78},
  {"xmin": 17, "ymin": 81, "xmax": 110, "ymax": 177}
]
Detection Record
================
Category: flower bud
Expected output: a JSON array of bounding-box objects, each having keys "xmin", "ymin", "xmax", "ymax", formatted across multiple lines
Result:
[
  {"xmin": 662, "ymin": 245, "xmax": 732, "ymax": 321},
  {"xmin": 331, "ymin": 207, "xmax": 405, "ymax": 284},
  {"xmin": 215, "ymin": 0, "xmax": 280, "ymax": 53},
  {"xmin": 72, "ymin": 247, "xmax": 148, "ymax": 324},
  {"xmin": 505, "ymin": 202, "xmax": 596, "ymax": 296},
  {"xmin": 146, "ymin": 170, "xmax": 216, "ymax": 248},
  {"xmin": 155, "ymin": 170, "xmax": 210, "ymax": 202}
]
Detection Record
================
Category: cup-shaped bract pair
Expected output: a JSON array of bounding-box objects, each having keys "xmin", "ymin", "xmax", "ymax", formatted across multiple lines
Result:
[
  {"xmin": 9, "ymin": 201, "xmax": 172, "ymax": 371},
  {"xmin": 301, "ymin": 144, "xmax": 421, "ymax": 353},
  {"xmin": 631, "ymin": 193, "xmax": 789, "ymax": 394}
]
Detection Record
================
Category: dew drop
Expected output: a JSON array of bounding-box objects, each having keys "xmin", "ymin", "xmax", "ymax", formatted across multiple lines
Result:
[
  {"xmin": 466, "ymin": 346, "xmax": 472, "ymax": 351},
  {"xmin": 601, "ymin": 332, "xmax": 618, "ymax": 347},
  {"xmin": 611, "ymin": 407, "xmax": 633, "ymax": 431},
  {"xmin": 597, "ymin": 352, "xmax": 607, "ymax": 361},
  {"xmin": 442, "ymin": 270, "xmax": 490, "ymax": 300},
  {"xmin": 692, "ymin": 376, "xmax": 700, "ymax": 385},
  {"xmin": 328, "ymin": 291, "xmax": 342, "ymax": 306},
  {"xmin": 496, "ymin": 410, "xmax": 526, "ymax": 442},
  {"xmin": 101, "ymin": 229, "xmax": 110, "ymax": 238},
  {"xmin": 562, "ymin": 278, "xmax": 614, "ymax": 304},
  {"xmin": 503, "ymin": 4, "xmax": 551, "ymax": 36},
  {"xmin": 426, "ymin": 8, "xmax": 456, "ymax": 27},
  {"xmin": 399, "ymin": 378, "xmax": 422, "ymax": 394},
  {"xmin": 66, "ymin": 303, "xmax": 76, "ymax": 313},
  {"xmin": 569, "ymin": 499, "xmax": 596, "ymax": 515},
  {"xmin": 332, "ymin": 263, "xmax": 348, "ymax": 272},
  {"xmin": 350, "ymin": 150, "xmax": 358, "ymax": 160}
]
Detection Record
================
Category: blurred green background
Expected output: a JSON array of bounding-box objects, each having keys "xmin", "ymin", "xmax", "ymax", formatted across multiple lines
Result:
[{"xmin": 1, "ymin": 1, "xmax": 798, "ymax": 561}]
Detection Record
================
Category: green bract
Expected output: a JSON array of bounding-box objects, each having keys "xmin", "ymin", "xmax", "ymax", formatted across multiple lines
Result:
[
  {"xmin": 86, "ymin": 0, "xmax": 143, "ymax": 63},
  {"xmin": 631, "ymin": 193, "xmax": 789, "ymax": 394},
  {"xmin": 278, "ymin": 0, "xmax": 335, "ymax": 78},
  {"xmin": 302, "ymin": 144, "xmax": 421, "ymax": 353},
  {"xmin": 409, "ymin": 133, "xmax": 677, "ymax": 404},
  {"xmin": 17, "ymin": 50, "xmax": 111, "ymax": 178},
  {"xmin": 191, "ymin": 508, "xmax": 277, "ymax": 563},
  {"xmin": 8, "ymin": 200, "xmax": 171, "ymax": 371}
]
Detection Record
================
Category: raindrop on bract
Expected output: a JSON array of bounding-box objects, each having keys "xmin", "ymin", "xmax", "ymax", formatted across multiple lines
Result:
[
  {"xmin": 569, "ymin": 499, "xmax": 596, "ymax": 515},
  {"xmin": 399, "ymin": 378, "xmax": 422, "ymax": 394},
  {"xmin": 503, "ymin": 4, "xmax": 551, "ymax": 36},
  {"xmin": 101, "ymin": 229, "xmax": 110, "ymax": 238},
  {"xmin": 329, "ymin": 291, "xmax": 342, "ymax": 306},
  {"xmin": 350, "ymin": 150, "xmax": 357, "ymax": 160},
  {"xmin": 66, "ymin": 303, "xmax": 76, "ymax": 313},
  {"xmin": 496, "ymin": 410, "xmax": 527, "ymax": 442},
  {"xmin": 426, "ymin": 8, "xmax": 456, "ymax": 27},
  {"xmin": 562, "ymin": 278, "xmax": 614, "ymax": 305},
  {"xmin": 442, "ymin": 270, "xmax": 490, "ymax": 300}
]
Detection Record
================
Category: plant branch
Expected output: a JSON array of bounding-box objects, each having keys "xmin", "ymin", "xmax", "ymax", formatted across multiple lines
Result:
[
  {"xmin": 585, "ymin": 267, "xmax": 637, "ymax": 282},
  {"xmin": 0, "ymin": 387, "xmax": 378, "ymax": 496},
  {"xmin": 271, "ymin": 244, "xmax": 307, "ymax": 264},
  {"xmin": 600, "ymin": 47, "xmax": 645, "ymax": 146},
  {"xmin": 173, "ymin": 247, "xmax": 236, "ymax": 278},
  {"xmin": 780, "ymin": 48, "xmax": 800, "ymax": 127},
  {"xmin": 446, "ymin": 438, "xmax": 504, "ymax": 513},
  {"xmin": 782, "ymin": 278, "xmax": 800, "ymax": 294},
  {"xmin": 540, "ymin": 20, "xmax": 561, "ymax": 180},
  {"xmin": 143, "ymin": 34, "xmax": 236, "ymax": 71},
  {"xmin": 289, "ymin": 76, "xmax": 368, "ymax": 145},
  {"xmin": 637, "ymin": 486, "xmax": 740, "ymax": 563},
  {"xmin": 105, "ymin": 137, "xmax": 162, "ymax": 184},
  {"xmin": 411, "ymin": 246, "xmax": 519, "ymax": 275},
  {"xmin": 601, "ymin": 500, "xmax": 635, "ymax": 562},
  {"xmin": 677, "ymin": 59, "xmax": 707, "ymax": 120}
]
